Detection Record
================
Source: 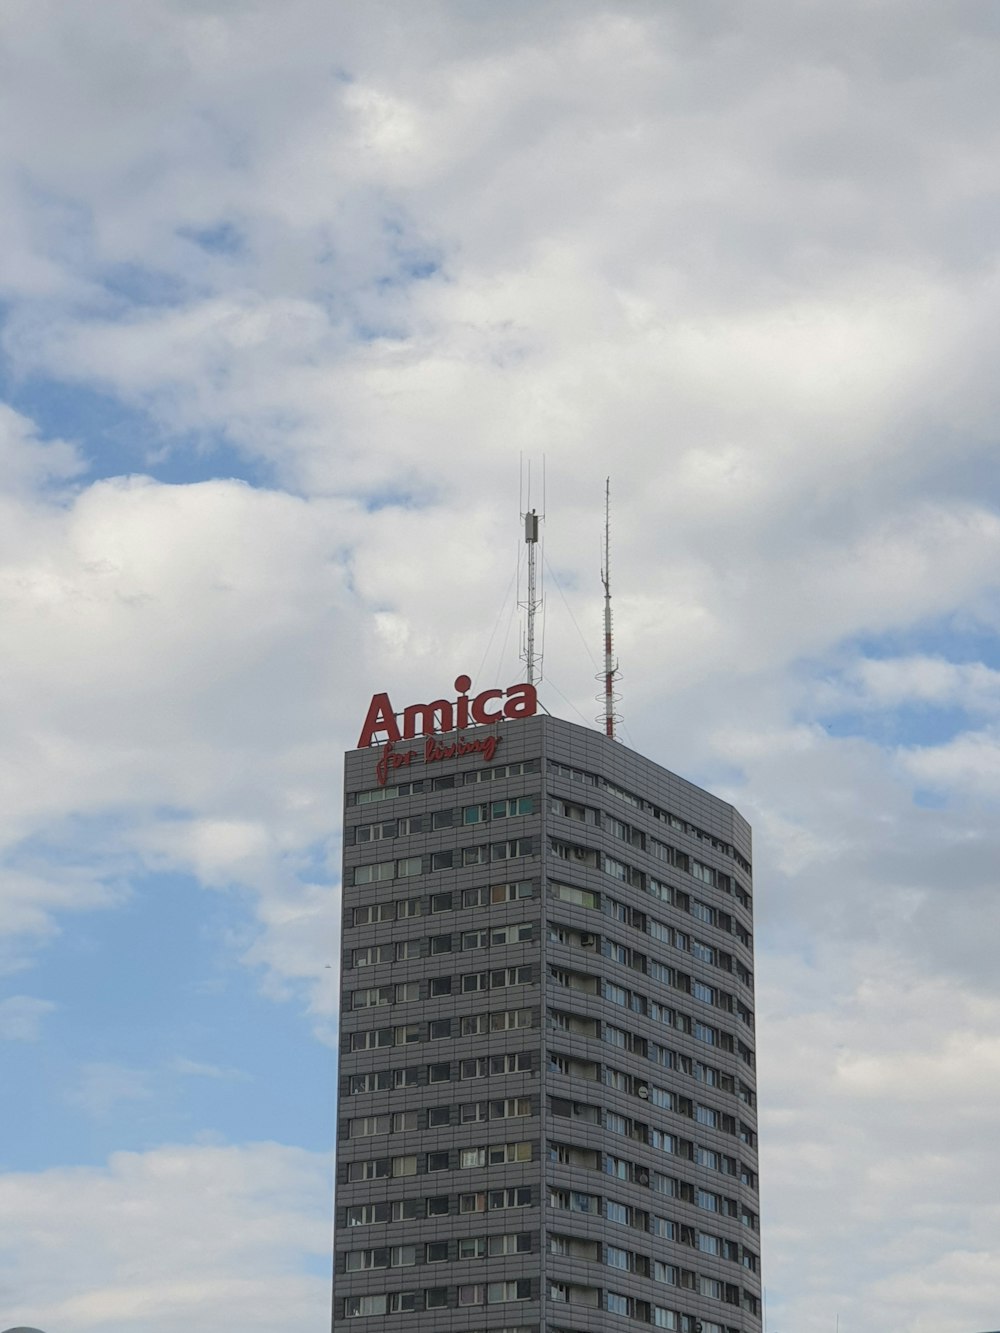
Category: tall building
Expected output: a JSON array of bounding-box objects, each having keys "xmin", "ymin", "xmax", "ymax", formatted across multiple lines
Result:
[{"xmin": 334, "ymin": 686, "xmax": 761, "ymax": 1333}]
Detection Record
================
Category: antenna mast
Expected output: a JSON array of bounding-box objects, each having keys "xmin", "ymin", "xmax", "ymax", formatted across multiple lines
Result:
[
  {"xmin": 598, "ymin": 477, "xmax": 621, "ymax": 738},
  {"xmin": 519, "ymin": 460, "xmax": 544, "ymax": 685}
]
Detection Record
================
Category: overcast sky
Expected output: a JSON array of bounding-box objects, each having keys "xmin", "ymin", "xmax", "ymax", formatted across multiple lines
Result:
[{"xmin": 1, "ymin": 3, "xmax": 1000, "ymax": 1331}]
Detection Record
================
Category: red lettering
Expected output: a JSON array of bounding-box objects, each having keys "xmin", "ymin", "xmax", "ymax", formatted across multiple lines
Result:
[
  {"xmin": 503, "ymin": 682, "xmax": 537, "ymax": 720},
  {"xmin": 471, "ymin": 688, "xmax": 503, "ymax": 724},
  {"xmin": 454, "ymin": 674, "xmax": 471, "ymax": 729},
  {"xmin": 376, "ymin": 739, "xmax": 416, "ymax": 786},
  {"xmin": 359, "ymin": 675, "xmax": 537, "ymax": 750},
  {"xmin": 358, "ymin": 692, "xmax": 400, "ymax": 748},
  {"xmin": 403, "ymin": 699, "xmax": 453, "ymax": 739}
]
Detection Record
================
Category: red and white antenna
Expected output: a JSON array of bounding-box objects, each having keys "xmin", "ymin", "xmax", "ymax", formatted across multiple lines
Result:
[
  {"xmin": 597, "ymin": 477, "xmax": 622, "ymax": 738},
  {"xmin": 519, "ymin": 458, "xmax": 544, "ymax": 686}
]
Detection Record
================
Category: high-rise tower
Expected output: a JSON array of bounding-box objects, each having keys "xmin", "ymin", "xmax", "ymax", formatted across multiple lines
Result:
[{"xmin": 334, "ymin": 689, "xmax": 761, "ymax": 1333}]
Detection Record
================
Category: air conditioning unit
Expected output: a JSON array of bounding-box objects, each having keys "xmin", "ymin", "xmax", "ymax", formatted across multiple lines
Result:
[
  {"xmin": 636, "ymin": 1083, "xmax": 650, "ymax": 1100},
  {"xmin": 580, "ymin": 934, "xmax": 595, "ymax": 948},
  {"xmin": 635, "ymin": 1168, "xmax": 650, "ymax": 1186}
]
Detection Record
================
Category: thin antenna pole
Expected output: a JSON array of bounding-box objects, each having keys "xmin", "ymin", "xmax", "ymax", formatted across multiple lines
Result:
[
  {"xmin": 524, "ymin": 508, "xmax": 540, "ymax": 684},
  {"xmin": 598, "ymin": 477, "xmax": 621, "ymax": 739},
  {"xmin": 519, "ymin": 459, "xmax": 544, "ymax": 685}
]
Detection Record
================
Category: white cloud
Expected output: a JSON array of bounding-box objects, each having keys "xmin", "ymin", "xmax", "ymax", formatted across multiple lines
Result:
[
  {"xmin": 0, "ymin": 994, "xmax": 56, "ymax": 1040},
  {"xmin": 0, "ymin": 5, "xmax": 998, "ymax": 1330},
  {"xmin": 65, "ymin": 1062, "xmax": 155, "ymax": 1119},
  {"xmin": 0, "ymin": 1140, "xmax": 331, "ymax": 1332}
]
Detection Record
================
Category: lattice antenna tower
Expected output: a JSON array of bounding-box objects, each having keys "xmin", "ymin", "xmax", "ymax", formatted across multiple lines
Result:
[
  {"xmin": 518, "ymin": 458, "xmax": 545, "ymax": 686},
  {"xmin": 597, "ymin": 477, "xmax": 622, "ymax": 738}
]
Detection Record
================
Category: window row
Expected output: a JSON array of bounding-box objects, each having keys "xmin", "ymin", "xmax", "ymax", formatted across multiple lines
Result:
[
  {"xmin": 547, "ymin": 924, "xmax": 755, "ymax": 1067},
  {"xmin": 551, "ymin": 1081, "xmax": 750, "ymax": 1143},
  {"xmin": 350, "ymin": 921, "xmax": 534, "ymax": 986},
  {"xmin": 344, "ymin": 1141, "xmax": 534, "ymax": 1182},
  {"xmin": 346, "ymin": 1098, "xmax": 533, "ymax": 1139},
  {"xmin": 550, "ymin": 839, "xmax": 752, "ymax": 944},
  {"xmin": 546, "ymin": 1142, "xmax": 758, "ymax": 1229},
  {"xmin": 350, "ymin": 881, "xmax": 534, "ymax": 933},
  {"xmin": 349, "ymin": 795, "xmax": 535, "ymax": 843},
  {"xmin": 343, "ymin": 1186, "xmax": 534, "ymax": 1227},
  {"xmin": 346, "ymin": 980, "xmax": 533, "ymax": 1051},
  {"xmin": 547, "ymin": 1047, "xmax": 756, "ymax": 1118},
  {"xmin": 342, "ymin": 1280, "xmax": 532, "ymax": 1318},
  {"xmin": 550, "ymin": 881, "xmax": 754, "ymax": 984},
  {"xmin": 552, "ymin": 1319, "xmax": 737, "ymax": 1333},
  {"xmin": 344, "ymin": 1050, "xmax": 534, "ymax": 1095},
  {"xmin": 347, "ymin": 758, "xmax": 540, "ymax": 806},
  {"xmin": 341, "ymin": 1231, "xmax": 532, "ymax": 1271},
  {"xmin": 548, "ymin": 1282, "xmax": 759, "ymax": 1322},
  {"xmin": 352, "ymin": 838, "xmax": 534, "ymax": 885},
  {"xmin": 547, "ymin": 760, "xmax": 752, "ymax": 877},
  {"xmin": 548, "ymin": 1189, "xmax": 758, "ymax": 1270},
  {"xmin": 549, "ymin": 1099, "xmax": 754, "ymax": 1188},
  {"xmin": 551, "ymin": 821, "xmax": 742, "ymax": 910}
]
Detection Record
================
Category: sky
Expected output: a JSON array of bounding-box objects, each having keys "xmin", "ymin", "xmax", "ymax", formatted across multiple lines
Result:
[{"xmin": 0, "ymin": 1, "xmax": 999, "ymax": 1330}]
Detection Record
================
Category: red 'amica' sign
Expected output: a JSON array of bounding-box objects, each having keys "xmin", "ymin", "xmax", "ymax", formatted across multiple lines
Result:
[{"xmin": 356, "ymin": 674, "xmax": 538, "ymax": 749}]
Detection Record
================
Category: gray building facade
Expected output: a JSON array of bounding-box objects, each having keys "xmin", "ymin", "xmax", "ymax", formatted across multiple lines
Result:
[{"xmin": 334, "ymin": 711, "xmax": 761, "ymax": 1333}]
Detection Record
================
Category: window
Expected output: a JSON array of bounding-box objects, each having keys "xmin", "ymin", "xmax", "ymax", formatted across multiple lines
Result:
[
  {"xmin": 424, "ymin": 1288, "xmax": 448, "ymax": 1310},
  {"xmin": 426, "ymin": 1195, "xmax": 449, "ymax": 1216},
  {"xmin": 348, "ymin": 1159, "xmax": 388, "ymax": 1181},
  {"xmin": 491, "ymin": 1008, "xmax": 533, "ymax": 1032},
  {"xmin": 353, "ymin": 862, "xmax": 396, "ymax": 886},
  {"xmin": 463, "ymin": 929, "xmax": 488, "ymax": 950},
  {"xmin": 354, "ymin": 902, "xmax": 395, "ymax": 925},
  {"xmin": 428, "ymin": 1063, "xmax": 451, "ymax": 1083},
  {"xmin": 388, "ymin": 1293, "xmax": 418, "ymax": 1313},
  {"xmin": 430, "ymin": 935, "xmax": 453, "ymax": 955},
  {"xmin": 394, "ymin": 1024, "xmax": 420, "ymax": 1045},
  {"xmin": 350, "ymin": 1115, "xmax": 390, "ymax": 1138},
  {"xmin": 431, "ymin": 892, "xmax": 453, "ymax": 912},
  {"xmin": 392, "ymin": 1156, "xmax": 417, "ymax": 1177},
  {"xmin": 352, "ymin": 944, "xmax": 391, "ymax": 967},
  {"xmin": 428, "ymin": 1106, "xmax": 451, "ymax": 1128},
  {"xmin": 426, "ymin": 1241, "xmax": 448, "ymax": 1263},
  {"xmin": 426, "ymin": 1151, "xmax": 449, "ymax": 1172},
  {"xmin": 461, "ymin": 1014, "xmax": 486, "ymax": 1035},
  {"xmin": 395, "ymin": 940, "xmax": 418, "ymax": 961},
  {"xmin": 492, "ymin": 796, "xmax": 533, "ymax": 817},
  {"xmin": 345, "ymin": 1295, "xmax": 387, "ymax": 1317},
  {"xmin": 429, "ymin": 1019, "xmax": 451, "ymax": 1040},
  {"xmin": 606, "ymin": 1245, "xmax": 630, "ymax": 1270},
  {"xmin": 489, "ymin": 1233, "xmax": 531, "ymax": 1255},
  {"xmin": 492, "ymin": 923, "xmax": 534, "ymax": 945},
  {"xmin": 395, "ymin": 982, "xmax": 419, "ymax": 1003},
  {"xmin": 488, "ymin": 1281, "xmax": 530, "ymax": 1304},
  {"xmin": 392, "ymin": 1199, "xmax": 421, "ymax": 1221},
  {"xmin": 459, "ymin": 1237, "xmax": 487, "ymax": 1259},
  {"xmin": 429, "ymin": 976, "xmax": 452, "ymax": 997},
  {"xmin": 347, "ymin": 1202, "xmax": 389, "ymax": 1226}
]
